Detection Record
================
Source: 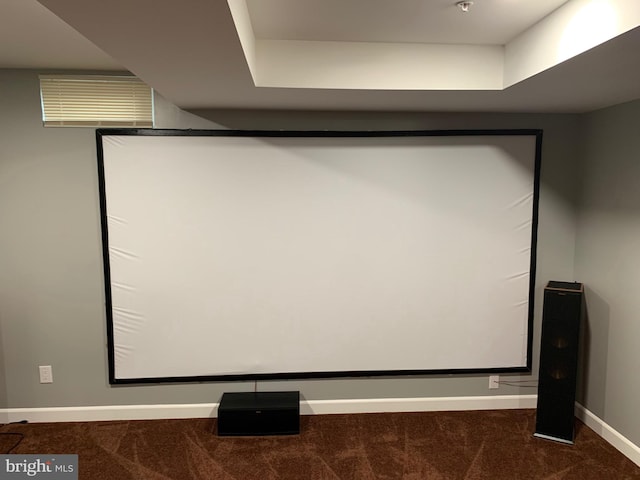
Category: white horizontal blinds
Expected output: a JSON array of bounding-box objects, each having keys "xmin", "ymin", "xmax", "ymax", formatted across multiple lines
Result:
[{"xmin": 40, "ymin": 75, "xmax": 153, "ymax": 127}]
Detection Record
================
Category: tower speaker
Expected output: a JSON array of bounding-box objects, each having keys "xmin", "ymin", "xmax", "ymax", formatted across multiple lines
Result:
[{"xmin": 534, "ymin": 281, "xmax": 583, "ymax": 444}]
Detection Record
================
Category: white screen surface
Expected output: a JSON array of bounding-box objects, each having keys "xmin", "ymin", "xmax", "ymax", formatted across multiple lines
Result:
[{"xmin": 98, "ymin": 131, "xmax": 539, "ymax": 382}]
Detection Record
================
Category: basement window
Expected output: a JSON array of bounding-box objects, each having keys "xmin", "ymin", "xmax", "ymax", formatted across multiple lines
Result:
[{"xmin": 39, "ymin": 75, "xmax": 153, "ymax": 127}]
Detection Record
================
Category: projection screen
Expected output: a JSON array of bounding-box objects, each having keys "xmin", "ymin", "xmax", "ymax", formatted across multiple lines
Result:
[{"xmin": 97, "ymin": 129, "xmax": 541, "ymax": 384}]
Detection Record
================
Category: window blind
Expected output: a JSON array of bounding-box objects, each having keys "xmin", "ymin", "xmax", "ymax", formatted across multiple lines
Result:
[{"xmin": 40, "ymin": 75, "xmax": 153, "ymax": 127}]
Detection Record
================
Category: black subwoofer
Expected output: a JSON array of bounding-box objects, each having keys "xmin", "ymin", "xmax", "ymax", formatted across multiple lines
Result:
[
  {"xmin": 534, "ymin": 281, "xmax": 583, "ymax": 444},
  {"xmin": 217, "ymin": 391, "xmax": 300, "ymax": 436}
]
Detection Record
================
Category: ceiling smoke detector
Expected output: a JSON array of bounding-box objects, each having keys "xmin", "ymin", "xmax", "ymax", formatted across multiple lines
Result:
[{"xmin": 456, "ymin": 1, "xmax": 474, "ymax": 13}]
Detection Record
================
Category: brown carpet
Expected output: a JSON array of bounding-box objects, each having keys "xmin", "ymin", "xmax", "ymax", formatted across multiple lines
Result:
[{"xmin": 1, "ymin": 409, "xmax": 639, "ymax": 479}]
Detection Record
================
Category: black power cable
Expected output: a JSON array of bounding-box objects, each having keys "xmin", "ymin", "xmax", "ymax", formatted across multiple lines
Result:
[{"xmin": 0, "ymin": 420, "xmax": 29, "ymax": 454}]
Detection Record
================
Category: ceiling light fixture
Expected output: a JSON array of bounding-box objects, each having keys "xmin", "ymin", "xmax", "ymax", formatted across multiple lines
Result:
[{"xmin": 456, "ymin": 1, "xmax": 474, "ymax": 13}]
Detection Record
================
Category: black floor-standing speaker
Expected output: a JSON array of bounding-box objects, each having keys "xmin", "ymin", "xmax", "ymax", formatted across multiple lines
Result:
[{"xmin": 534, "ymin": 281, "xmax": 584, "ymax": 444}]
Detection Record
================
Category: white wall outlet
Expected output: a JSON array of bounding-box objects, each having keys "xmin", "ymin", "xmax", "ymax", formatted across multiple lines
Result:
[
  {"xmin": 489, "ymin": 375, "xmax": 499, "ymax": 389},
  {"xmin": 39, "ymin": 365, "xmax": 53, "ymax": 384}
]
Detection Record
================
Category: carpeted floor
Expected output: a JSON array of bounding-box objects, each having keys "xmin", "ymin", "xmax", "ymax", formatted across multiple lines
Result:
[{"xmin": 1, "ymin": 409, "xmax": 639, "ymax": 479}]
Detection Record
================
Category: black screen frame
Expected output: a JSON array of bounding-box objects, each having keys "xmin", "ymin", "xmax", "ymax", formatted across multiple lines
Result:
[{"xmin": 96, "ymin": 128, "xmax": 542, "ymax": 385}]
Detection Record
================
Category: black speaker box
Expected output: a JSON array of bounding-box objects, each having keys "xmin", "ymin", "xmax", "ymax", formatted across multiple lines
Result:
[
  {"xmin": 217, "ymin": 391, "xmax": 300, "ymax": 436},
  {"xmin": 534, "ymin": 281, "xmax": 583, "ymax": 444}
]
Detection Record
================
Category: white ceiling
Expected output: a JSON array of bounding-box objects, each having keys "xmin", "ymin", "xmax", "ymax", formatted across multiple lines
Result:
[
  {"xmin": 2, "ymin": 0, "xmax": 640, "ymax": 113},
  {"xmin": 0, "ymin": 0, "xmax": 120, "ymax": 70},
  {"xmin": 246, "ymin": 0, "xmax": 569, "ymax": 45}
]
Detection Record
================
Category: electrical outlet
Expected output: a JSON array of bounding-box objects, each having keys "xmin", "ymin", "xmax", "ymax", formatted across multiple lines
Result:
[
  {"xmin": 489, "ymin": 375, "xmax": 499, "ymax": 389},
  {"xmin": 39, "ymin": 365, "xmax": 53, "ymax": 384}
]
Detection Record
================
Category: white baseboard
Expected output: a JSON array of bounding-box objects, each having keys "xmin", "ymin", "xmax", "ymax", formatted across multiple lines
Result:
[
  {"xmin": 2, "ymin": 403, "xmax": 219, "ymax": 424},
  {"xmin": 575, "ymin": 403, "xmax": 640, "ymax": 467},
  {"xmin": 2, "ymin": 394, "xmax": 537, "ymax": 424},
  {"xmin": 301, "ymin": 395, "xmax": 537, "ymax": 415}
]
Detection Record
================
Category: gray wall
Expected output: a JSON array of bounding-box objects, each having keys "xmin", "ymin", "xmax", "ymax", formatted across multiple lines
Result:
[
  {"xmin": 0, "ymin": 69, "xmax": 581, "ymax": 409},
  {"xmin": 574, "ymin": 99, "xmax": 640, "ymax": 447},
  {"xmin": 0, "ymin": 320, "xmax": 6, "ymax": 410}
]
